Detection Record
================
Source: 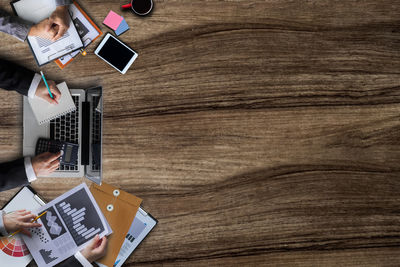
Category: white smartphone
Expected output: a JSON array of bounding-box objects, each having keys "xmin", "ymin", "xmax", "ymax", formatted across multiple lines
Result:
[{"xmin": 94, "ymin": 33, "xmax": 138, "ymax": 74}]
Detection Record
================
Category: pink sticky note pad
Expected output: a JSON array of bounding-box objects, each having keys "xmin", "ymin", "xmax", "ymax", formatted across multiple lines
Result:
[{"xmin": 103, "ymin": 10, "xmax": 123, "ymax": 30}]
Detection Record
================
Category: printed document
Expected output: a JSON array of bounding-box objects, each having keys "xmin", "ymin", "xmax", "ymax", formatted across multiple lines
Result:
[
  {"xmin": 58, "ymin": 3, "xmax": 100, "ymax": 65},
  {"xmin": 13, "ymin": 0, "xmax": 83, "ymax": 65},
  {"xmin": 22, "ymin": 184, "xmax": 111, "ymax": 267}
]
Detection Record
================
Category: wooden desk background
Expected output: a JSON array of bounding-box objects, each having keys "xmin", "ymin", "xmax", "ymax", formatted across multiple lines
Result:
[{"xmin": 1, "ymin": 0, "xmax": 400, "ymax": 266}]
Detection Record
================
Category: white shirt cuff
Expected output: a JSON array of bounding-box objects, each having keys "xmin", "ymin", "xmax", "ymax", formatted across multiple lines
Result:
[
  {"xmin": 74, "ymin": 251, "xmax": 93, "ymax": 267},
  {"xmin": 24, "ymin": 157, "xmax": 37, "ymax": 183},
  {"xmin": 28, "ymin": 73, "xmax": 41, "ymax": 99},
  {"xmin": 0, "ymin": 210, "xmax": 8, "ymax": 236}
]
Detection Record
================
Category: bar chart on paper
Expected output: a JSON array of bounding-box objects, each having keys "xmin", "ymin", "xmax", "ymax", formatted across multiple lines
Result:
[{"xmin": 55, "ymin": 188, "xmax": 105, "ymax": 246}]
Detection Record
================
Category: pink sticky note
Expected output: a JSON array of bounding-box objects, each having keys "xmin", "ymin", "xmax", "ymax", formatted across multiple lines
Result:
[{"xmin": 103, "ymin": 10, "xmax": 123, "ymax": 31}]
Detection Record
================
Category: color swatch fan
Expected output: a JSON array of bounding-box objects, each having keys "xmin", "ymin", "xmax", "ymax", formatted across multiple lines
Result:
[
  {"xmin": 0, "ymin": 186, "xmax": 45, "ymax": 266},
  {"xmin": 0, "ymin": 236, "xmax": 31, "ymax": 265},
  {"xmin": 0, "ymin": 236, "xmax": 30, "ymax": 257}
]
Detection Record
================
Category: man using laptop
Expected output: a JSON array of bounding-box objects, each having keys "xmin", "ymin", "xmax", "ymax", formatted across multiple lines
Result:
[
  {"xmin": 0, "ymin": 0, "xmax": 72, "ymax": 42},
  {"xmin": 0, "ymin": 58, "xmax": 62, "ymax": 192}
]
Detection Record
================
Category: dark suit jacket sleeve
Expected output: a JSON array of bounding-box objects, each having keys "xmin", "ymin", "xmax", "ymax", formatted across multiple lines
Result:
[
  {"xmin": 0, "ymin": 58, "xmax": 35, "ymax": 96},
  {"xmin": 0, "ymin": 158, "xmax": 29, "ymax": 192},
  {"xmin": 0, "ymin": 9, "xmax": 32, "ymax": 42},
  {"xmin": 56, "ymin": 256, "xmax": 84, "ymax": 267}
]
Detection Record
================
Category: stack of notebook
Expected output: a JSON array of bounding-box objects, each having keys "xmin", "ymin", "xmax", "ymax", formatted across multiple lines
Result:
[{"xmin": 103, "ymin": 10, "xmax": 130, "ymax": 36}]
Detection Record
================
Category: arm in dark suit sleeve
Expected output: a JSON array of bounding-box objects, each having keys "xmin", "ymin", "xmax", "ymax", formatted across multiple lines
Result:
[
  {"xmin": 0, "ymin": 58, "xmax": 35, "ymax": 96},
  {"xmin": 0, "ymin": 9, "xmax": 32, "ymax": 42},
  {"xmin": 0, "ymin": 158, "xmax": 29, "ymax": 192}
]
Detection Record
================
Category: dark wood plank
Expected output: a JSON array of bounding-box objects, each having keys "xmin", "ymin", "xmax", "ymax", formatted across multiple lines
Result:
[{"xmin": 0, "ymin": 0, "xmax": 400, "ymax": 266}]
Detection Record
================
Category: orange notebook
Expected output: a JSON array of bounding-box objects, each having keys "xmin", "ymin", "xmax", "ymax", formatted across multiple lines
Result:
[
  {"xmin": 90, "ymin": 183, "xmax": 142, "ymax": 267},
  {"xmin": 55, "ymin": 1, "xmax": 102, "ymax": 69}
]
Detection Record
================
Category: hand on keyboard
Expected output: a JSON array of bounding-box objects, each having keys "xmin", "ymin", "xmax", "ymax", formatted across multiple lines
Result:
[{"xmin": 31, "ymin": 151, "xmax": 62, "ymax": 177}]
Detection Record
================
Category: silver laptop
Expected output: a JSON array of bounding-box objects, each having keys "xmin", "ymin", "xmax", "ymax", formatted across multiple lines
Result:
[{"xmin": 23, "ymin": 86, "xmax": 103, "ymax": 184}]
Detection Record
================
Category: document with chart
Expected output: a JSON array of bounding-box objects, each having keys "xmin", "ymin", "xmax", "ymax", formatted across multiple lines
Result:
[
  {"xmin": 27, "ymin": 18, "xmax": 83, "ymax": 66},
  {"xmin": 21, "ymin": 184, "xmax": 111, "ymax": 267},
  {"xmin": 11, "ymin": 0, "xmax": 83, "ymax": 66},
  {"xmin": 55, "ymin": 1, "xmax": 102, "ymax": 68}
]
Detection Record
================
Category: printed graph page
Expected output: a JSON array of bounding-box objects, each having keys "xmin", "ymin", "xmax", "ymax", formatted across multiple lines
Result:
[
  {"xmin": 58, "ymin": 3, "xmax": 100, "ymax": 65},
  {"xmin": 13, "ymin": 0, "xmax": 83, "ymax": 65},
  {"xmin": 22, "ymin": 184, "xmax": 110, "ymax": 267},
  {"xmin": 27, "ymin": 18, "xmax": 83, "ymax": 66}
]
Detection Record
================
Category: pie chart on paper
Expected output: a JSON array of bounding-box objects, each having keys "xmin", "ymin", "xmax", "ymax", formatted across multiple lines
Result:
[
  {"xmin": 0, "ymin": 235, "xmax": 32, "ymax": 266},
  {"xmin": 0, "ymin": 236, "xmax": 30, "ymax": 257}
]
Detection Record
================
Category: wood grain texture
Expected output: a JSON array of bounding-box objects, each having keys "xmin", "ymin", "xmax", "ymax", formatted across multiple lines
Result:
[{"xmin": 0, "ymin": 0, "xmax": 400, "ymax": 266}]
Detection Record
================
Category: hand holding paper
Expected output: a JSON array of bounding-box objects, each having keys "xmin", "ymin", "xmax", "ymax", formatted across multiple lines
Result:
[{"xmin": 80, "ymin": 235, "xmax": 108, "ymax": 263}]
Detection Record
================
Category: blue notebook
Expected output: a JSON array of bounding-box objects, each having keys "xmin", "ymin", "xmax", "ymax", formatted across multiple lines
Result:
[{"xmin": 115, "ymin": 18, "xmax": 129, "ymax": 36}]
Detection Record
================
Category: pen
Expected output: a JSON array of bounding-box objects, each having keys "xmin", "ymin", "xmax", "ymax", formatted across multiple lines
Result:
[
  {"xmin": 80, "ymin": 48, "xmax": 87, "ymax": 56},
  {"xmin": 9, "ymin": 211, "xmax": 47, "ymax": 237},
  {"xmin": 40, "ymin": 71, "xmax": 53, "ymax": 99}
]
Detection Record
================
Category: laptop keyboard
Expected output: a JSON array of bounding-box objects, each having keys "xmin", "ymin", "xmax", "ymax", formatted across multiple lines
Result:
[
  {"xmin": 50, "ymin": 95, "xmax": 80, "ymax": 171},
  {"xmin": 91, "ymin": 95, "xmax": 101, "ymax": 171}
]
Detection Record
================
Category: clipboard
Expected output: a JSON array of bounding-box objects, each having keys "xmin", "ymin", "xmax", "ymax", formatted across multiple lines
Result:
[
  {"xmin": 55, "ymin": 1, "xmax": 103, "ymax": 69},
  {"xmin": 10, "ymin": 0, "xmax": 84, "ymax": 66},
  {"xmin": 0, "ymin": 186, "xmax": 46, "ymax": 267},
  {"xmin": 90, "ymin": 183, "xmax": 142, "ymax": 267},
  {"xmin": 112, "ymin": 206, "xmax": 158, "ymax": 267},
  {"xmin": 1, "ymin": 186, "xmax": 45, "ymax": 210}
]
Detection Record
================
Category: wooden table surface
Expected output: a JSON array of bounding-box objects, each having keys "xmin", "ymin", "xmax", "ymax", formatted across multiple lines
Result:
[{"xmin": 1, "ymin": 0, "xmax": 400, "ymax": 266}]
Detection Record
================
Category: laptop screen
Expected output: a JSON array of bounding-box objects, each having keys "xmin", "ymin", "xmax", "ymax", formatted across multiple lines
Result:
[{"xmin": 85, "ymin": 87, "xmax": 103, "ymax": 184}]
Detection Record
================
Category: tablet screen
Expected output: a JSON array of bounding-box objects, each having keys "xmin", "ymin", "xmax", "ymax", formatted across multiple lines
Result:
[{"xmin": 98, "ymin": 36, "xmax": 135, "ymax": 71}]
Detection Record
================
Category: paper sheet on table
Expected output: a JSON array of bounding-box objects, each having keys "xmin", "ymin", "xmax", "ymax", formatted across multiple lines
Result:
[
  {"xmin": 13, "ymin": 0, "xmax": 83, "ymax": 66},
  {"xmin": 57, "ymin": 2, "xmax": 102, "ymax": 65},
  {"xmin": 112, "ymin": 207, "xmax": 157, "ymax": 267},
  {"xmin": 22, "ymin": 184, "xmax": 111, "ymax": 267}
]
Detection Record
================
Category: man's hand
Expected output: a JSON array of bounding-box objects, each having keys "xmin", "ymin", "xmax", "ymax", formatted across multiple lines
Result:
[
  {"xmin": 28, "ymin": 18, "xmax": 58, "ymax": 40},
  {"xmin": 48, "ymin": 6, "xmax": 70, "ymax": 41},
  {"xmin": 3, "ymin": 210, "xmax": 41, "ymax": 236},
  {"xmin": 31, "ymin": 152, "xmax": 61, "ymax": 177},
  {"xmin": 80, "ymin": 235, "xmax": 108, "ymax": 263},
  {"xmin": 35, "ymin": 80, "xmax": 61, "ymax": 105}
]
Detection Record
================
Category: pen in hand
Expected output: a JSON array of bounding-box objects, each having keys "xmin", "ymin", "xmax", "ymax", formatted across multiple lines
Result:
[
  {"xmin": 40, "ymin": 71, "xmax": 53, "ymax": 99},
  {"xmin": 8, "ymin": 211, "xmax": 47, "ymax": 237}
]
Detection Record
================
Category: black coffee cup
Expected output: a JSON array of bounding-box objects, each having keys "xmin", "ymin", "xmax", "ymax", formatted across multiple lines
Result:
[{"xmin": 121, "ymin": 0, "xmax": 153, "ymax": 16}]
